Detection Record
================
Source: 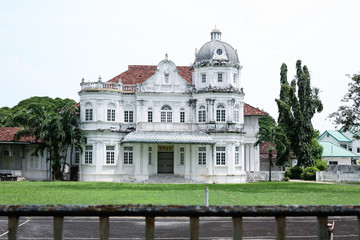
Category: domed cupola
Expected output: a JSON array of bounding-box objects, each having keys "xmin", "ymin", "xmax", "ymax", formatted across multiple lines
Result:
[{"xmin": 194, "ymin": 27, "xmax": 240, "ymax": 67}]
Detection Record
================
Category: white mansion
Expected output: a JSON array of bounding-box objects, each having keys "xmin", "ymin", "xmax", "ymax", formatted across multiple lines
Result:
[{"xmin": 78, "ymin": 28, "xmax": 266, "ymax": 183}]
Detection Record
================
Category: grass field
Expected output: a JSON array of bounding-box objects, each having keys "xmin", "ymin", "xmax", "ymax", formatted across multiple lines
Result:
[{"xmin": 1, "ymin": 181, "xmax": 360, "ymax": 205}]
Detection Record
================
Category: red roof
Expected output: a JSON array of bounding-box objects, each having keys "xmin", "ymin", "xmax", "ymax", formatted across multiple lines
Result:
[
  {"xmin": 108, "ymin": 65, "xmax": 192, "ymax": 85},
  {"xmin": 0, "ymin": 127, "xmax": 36, "ymax": 143},
  {"xmin": 107, "ymin": 65, "xmax": 266, "ymax": 116},
  {"xmin": 244, "ymin": 103, "xmax": 267, "ymax": 116}
]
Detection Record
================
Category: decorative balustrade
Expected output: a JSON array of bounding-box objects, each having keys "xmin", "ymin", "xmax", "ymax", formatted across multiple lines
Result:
[
  {"xmin": 0, "ymin": 204, "xmax": 358, "ymax": 240},
  {"xmin": 80, "ymin": 81, "xmax": 136, "ymax": 93}
]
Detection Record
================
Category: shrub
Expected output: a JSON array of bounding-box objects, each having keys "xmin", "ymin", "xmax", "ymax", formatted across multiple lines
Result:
[
  {"xmin": 288, "ymin": 166, "xmax": 303, "ymax": 179},
  {"xmin": 315, "ymin": 159, "xmax": 328, "ymax": 171},
  {"xmin": 284, "ymin": 176, "xmax": 290, "ymax": 182},
  {"xmin": 284, "ymin": 169, "xmax": 291, "ymax": 178},
  {"xmin": 302, "ymin": 167, "xmax": 319, "ymax": 180}
]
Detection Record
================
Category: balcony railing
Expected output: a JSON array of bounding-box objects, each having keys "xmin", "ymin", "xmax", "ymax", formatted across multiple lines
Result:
[
  {"xmin": 1, "ymin": 204, "xmax": 359, "ymax": 239},
  {"xmin": 80, "ymin": 82, "xmax": 136, "ymax": 93}
]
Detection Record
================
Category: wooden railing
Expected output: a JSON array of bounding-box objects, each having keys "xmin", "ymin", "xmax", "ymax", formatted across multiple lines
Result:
[{"xmin": 1, "ymin": 204, "xmax": 359, "ymax": 239}]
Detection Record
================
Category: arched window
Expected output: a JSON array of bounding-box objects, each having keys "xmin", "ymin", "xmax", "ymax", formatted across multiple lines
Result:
[
  {"xmin": 234, "ymin": 104, "xmax": 240, "ymax": 122},
  {"xmin": 216, "ymin": 105, "xmax": 226, "ymax": 122},
  {"xmin": 180, "ymin": 108, "xmax": 185, "ymax": 123},
  {"xmin": 107, "ymin": 103, "xmax": 116, "ymax": 122},
  {"xmin": 85, "ymin": 103, "xmax": 93, "ymax": 121},
  {"xmin": 198, "ymin": 106, "xmax": 206, "ymax": 123},
  {"xmin": 147, "ymin": 108, "xmax": 153, "ymax": 122},
  {"xmin": 161, "ymin": 105, "xmax": 172, "ymax": 122}
]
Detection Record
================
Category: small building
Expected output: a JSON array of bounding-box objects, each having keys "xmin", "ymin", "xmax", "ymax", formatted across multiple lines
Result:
[
  {"xmin": 0, "ymin": 127, "xmax": 50, "ymax": 180},
  {"xmin": 318, "ymin": 141, "xmax": 359, "ymax": 165}
]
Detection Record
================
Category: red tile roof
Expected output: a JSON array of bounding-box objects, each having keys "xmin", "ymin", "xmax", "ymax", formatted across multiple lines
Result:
[
  {"xmin": 0, "ymin": 127, "xmax": 36, "ymax": 143},
  {"xmin": 108, "ymin": 65, "xmax": 192, "ymax": 85},
  {"xmin": 260, "ymin": 142, "xmax": 296, "ymax": 160},
  {"xmin": 244, "ymin": 103, "xmax": 267, "ymax": 116}
]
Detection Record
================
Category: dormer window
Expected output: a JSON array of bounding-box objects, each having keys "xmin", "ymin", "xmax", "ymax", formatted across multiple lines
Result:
[{"xmin": 216, "ymin": 49, "xmax": 223, "ymax": 55}]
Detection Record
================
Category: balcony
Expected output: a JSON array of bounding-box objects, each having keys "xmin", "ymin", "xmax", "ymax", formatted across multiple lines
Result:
[
  {"xmin": 137, "ymin": 122, "xmax": 197, "ymax": 132},
  {"xmin": 80, "ymin": 81, "xmax": 136, "ymax": 93}
]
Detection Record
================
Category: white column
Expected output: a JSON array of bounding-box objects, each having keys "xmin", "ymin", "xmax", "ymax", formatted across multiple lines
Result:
[
  {"xmin": 228, "ymin": 143, "xmax": 235, "ymax": 175},
  {"xmin": 254, "ymin": 145, "xmax": 260, "ymax": 171},
  {"xmin": 141, "ymin": 144, "xmax": 149, "ymax": 178},
  {"xmin": 250, "ymin": 144, "xmax": 255, "ymax": 171},
  {"xmin": 184, "ymin": 145, "xmax": 191, "ymax": 178},
  {"xmin": 228, "ymin": 99, "xmax": 235, "ymax": 122},
  {"xmin": 246, "ymin": 144, "xmax": 250, "ymax": 171},
  {"xmin": 240, "ymin": 143, "xmax": 245, "ymax": 173},
  {"xmin": 134, "ymin": 144, "xmax": 141, "ymax": 176},
  {"xmin": 95, "ymin": 141, "xmax": 103, "ymax": 173}
]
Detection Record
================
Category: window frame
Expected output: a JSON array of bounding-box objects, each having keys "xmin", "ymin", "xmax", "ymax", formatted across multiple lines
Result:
[
  {"xmin": 235, "ymin": 146, "xmax": 240, "ymax": 165},
  {"xmin": 124, "ymin": 110, "xmax": 134, "ymax": 123},
  {"xmin": 107, "ymin": 109, "xmax": 115, "ymax": 122},
  {"xmin": 216, "ymin": 105, "xmax": 226, "ymax": 122},
  {"xmin": 201, "ymin": 73, "xmax": 206, "ymax": 83},
  {"xmin": 180, "ymin": 110, "xmax": 185, "ymax": 123},
  {"xmin": 85, "ymin": 108, "xmax": 93, "ymax": 121},
  {"xmin": 198, "ymin": 106, "xmax": 206, "ymax": 123},
  {"xmin": 84, "ymin": 145, "xmax": 93, "ymax": 164},
  {"xmin": 106, "ymin": 145, "xmax": 115, "ymax": 164},
  {"xmin": 161, "ymin": 105, "xmax": 172, "ymax": 123},
  {"xmin": 180, "ymin": 147, "xmax": 184, "ymax": 165},
  {"xmin": 124, "ymin": 147, "xmax": 133, "ymax": 164},
  {"xmin": 148, "ymin": 109, "xmax": 153, "ymax": 122},
  {"xmin": 217, "ymin": 73, "xmax": 223, "ymax": 82},
  {"xmin": 198, "ymin": 147, "xmax": 206, "ymax": 165},
  {"xmin": 216, "ymin": 146, "xmax": 226, "ymax": 165}
]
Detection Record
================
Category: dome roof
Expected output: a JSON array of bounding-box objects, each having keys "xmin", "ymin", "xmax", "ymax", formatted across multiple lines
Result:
[
  {"xmin": 194, "ymin": 28, "xmax": 239, "ymax": 65},
  {"xmin": 194, "ymin": 40, "xmax": 239, "ymax": 65}
]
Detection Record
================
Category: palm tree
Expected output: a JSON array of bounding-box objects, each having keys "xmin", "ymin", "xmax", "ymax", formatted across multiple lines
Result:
[
  {"xmin": 14, "ymin": 103, "xmax": 85, "ymax": 180},
  {"xmin": 255, "ymin": 124, "xmax": 286, "ymax": 181}
]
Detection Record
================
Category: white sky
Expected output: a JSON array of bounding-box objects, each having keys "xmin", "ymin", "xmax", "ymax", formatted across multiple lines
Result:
[{"xmin": 1, "ymin": 0, "xmax": 359, "ymax": 133}]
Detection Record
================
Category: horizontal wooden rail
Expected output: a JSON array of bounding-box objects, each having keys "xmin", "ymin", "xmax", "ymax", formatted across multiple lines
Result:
[{"xmin": 1, "ymin": 204, "xmax": 359, "ymax": 239}]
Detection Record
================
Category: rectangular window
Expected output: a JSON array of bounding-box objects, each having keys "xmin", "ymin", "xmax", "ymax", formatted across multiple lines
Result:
[
  {"xmin": 216, "ymin": 147, "xmax": 226, "ymax": 165},
  {"xmin": 161, "ymin": 112, "xmax": 166, "ymax": 122},
  {"xmin": 180, "ymin": 111, "xmax": 185, "ymax": 123},
  {"xmin": 124, "ymin": 147, "xmax": 133, "ymax": 164},
  {"xmin": 107, "ymin": 109, "xmax": 115, "ymax": 121},
  {"xmin": 199, "ymin": 110, "xmax": 206, "ymax": 122},
  {"xmin": 234, "ymin": 109, "xmax": 240, "ymax": 122},
  {"xmin": 85, "ymin": 145, "xmax": 93, "ymax": 164},
  {"xmin": 235, "ymin": 147, "xmax": 240, "ymax": 165},
  {"xmin": 75, "ymin": 147, "xmax": 80, "ymax": 164},
  {"xmin": 180, "ymin": 147, "xmax": 184, "ymax": 165},
  {"xmin": 218, "ymin": 73, "xmax": 223, "ymax": 82},
  {"xmin": 106, "ymin": 146, "xmax": 115, "ymax": 164},
  {"xmin": 85, "ymin": 109, "xmax": 93, "ymax": 121},
  {"xmin": 201, "ymin": 73, "xmax": 206, "ymax": 83},
  {"xmin": 148, "ymin": 147, "xmax": 152, "ymax": 165},
  {"xmin": 329, "ymin": 161, "xmax": 338, "ymax": 165},
  {"xmin": 357, "ymin": 148, "xmax": 360, "ymax": 153},
  {"xmin": 216, "ymin": 109, "xmax": 226, "ymax": 122},
  {"xmin": 30, "ymin": 156, "xmax": 40, "ymax": 169},
  {"xmin": 198, "ymin": 147, "xmax": 206, "ymax": 165},
  {"xmin": 148, "ymin": 111, "xmax": 153, "ymax": 122},
  {"xmin": 124, "ymin": 111, "xmax": 134, "ymax": 122}
]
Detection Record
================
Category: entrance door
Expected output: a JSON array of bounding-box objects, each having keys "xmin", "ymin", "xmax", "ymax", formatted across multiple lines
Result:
[{"xmin": 158, "ymin": 152, "xmax": 174, "ymax": 174}]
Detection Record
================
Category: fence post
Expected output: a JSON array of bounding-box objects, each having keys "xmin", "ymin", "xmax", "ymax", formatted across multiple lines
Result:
[
  {"xmin": 145, "ymin": 216, "xmax": 154, "ymax": 240},
  {"xmin": 276, "ymin": 216, "xmax": 286, "ymax": 240},
  {"xmin": 205, "ymin": 187, "xmax": 209, "ymax": 206},
  {"xmin": 100, "ymin": 216, "xmax": 109, "ymax": 240},
  {"xmin": 8, "ymin": 216, "xmax": 19, "ymax": 240},
  {"xmin": 190, "ymin": 217, "xmax": 199, "ymax": 240},
  {"xmin": 54, "ymin": 216, "xmax": 64, "ymax": 240},
  {"xmin": 317, "ymin": 216, "xmax": 329, "ymax": 239},
  {"xmin": 233, "ymin": 217, "xmax": 242, "ymax": 240}
]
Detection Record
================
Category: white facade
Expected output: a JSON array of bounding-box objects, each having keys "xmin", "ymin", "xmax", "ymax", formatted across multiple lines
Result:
[{"xmin": 78, "ymin": 29, "xmax": 266, "ymax": 183}]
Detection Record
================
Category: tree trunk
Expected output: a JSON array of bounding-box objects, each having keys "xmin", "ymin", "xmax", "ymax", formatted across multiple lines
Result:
[{"xmin": 268, "ymin": 151, "xmax": 273, "ymax": 182}]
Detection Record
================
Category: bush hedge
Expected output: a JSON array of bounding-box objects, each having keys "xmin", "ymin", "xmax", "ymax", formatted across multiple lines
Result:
[{"xmin": 302, "ymin": 167, "xmax": 319, "ymax": 180}]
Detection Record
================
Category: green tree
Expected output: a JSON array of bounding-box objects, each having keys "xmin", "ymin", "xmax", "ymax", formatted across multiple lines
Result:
[
  {"xmin": 14, "ymin": 103, "xmax": 85, "ymax": 180},
  {"xmin": 255, "ymin": 124, "xmax": 286, "ymax": 181},
  {"xmin": 329, "ymin": 73, "xmax": 360, "ymax": 138},
  {"xmin": 276, "ymin": 60, "xmax": 323, "ymax": 167},
  {"xmin": 0, "ymin": 97, "xmax": 76, "ymax": 127}
]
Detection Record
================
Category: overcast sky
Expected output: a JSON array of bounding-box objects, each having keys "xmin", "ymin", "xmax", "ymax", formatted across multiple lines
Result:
[{"xmin": 1, "ymin": 0, "xmax": 359, "ymax": 133}]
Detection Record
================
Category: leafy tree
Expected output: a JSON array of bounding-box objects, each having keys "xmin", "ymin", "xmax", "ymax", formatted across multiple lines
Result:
[
  {"xmin": 14, "ymin": 103, "xmax": 85, "ymax": 180},
  {"xmin": 255, "ymin": 124, "xmax": 286, "ymax": 181},
  {"xmin": 329, "ymin": 73, "xmax": 360, "ymax": 138},
  {"xmin": 276, "ymin": 60, "xmax": 323, "ymax": 167},
  {"xmin": 0, "ymin": 97, "xmax": 76, "ymax": 127}
]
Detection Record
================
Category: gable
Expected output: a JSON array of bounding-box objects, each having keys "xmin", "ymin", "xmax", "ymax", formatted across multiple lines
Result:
[
  {"xmin": 108, "ymin": 65, "xmax": 192, "ymax": 85},
  {"xmin": 318, "ymin": 130, "xmax": 352, "ymax": 143}
]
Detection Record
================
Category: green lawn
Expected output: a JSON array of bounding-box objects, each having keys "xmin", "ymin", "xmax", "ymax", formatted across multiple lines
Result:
[{"xmin": 1, "ymin": 181, "xmax": 359, "ymax": 205}]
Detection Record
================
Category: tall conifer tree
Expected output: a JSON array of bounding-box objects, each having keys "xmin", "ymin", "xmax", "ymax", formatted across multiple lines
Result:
[{"xmin": 276, "ymin": 60, "xmax": 323, "ymax": 167}]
